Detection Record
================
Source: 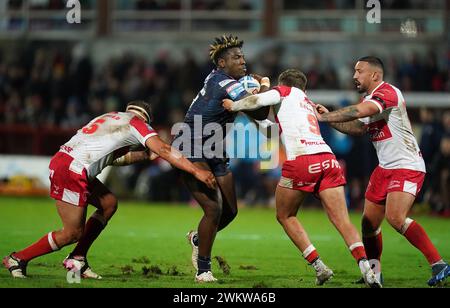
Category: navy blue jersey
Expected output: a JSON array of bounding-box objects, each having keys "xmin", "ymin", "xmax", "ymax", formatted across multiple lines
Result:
[
  {"xmin": 173, "ymin": 69, "xmax": 247, "ymax": 161},
  {"xmin": 184, "ymin": 69, "xmax": 247, "ymax": 137}
]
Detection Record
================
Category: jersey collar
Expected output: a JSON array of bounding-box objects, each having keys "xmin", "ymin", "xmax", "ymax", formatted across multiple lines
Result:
[{"xmin": 369, "ymin": 81, "xmax": 385, "ymax": 96}]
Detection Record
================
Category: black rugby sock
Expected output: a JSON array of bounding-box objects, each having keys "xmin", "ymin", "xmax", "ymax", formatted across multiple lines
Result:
[{"xmin": 197, "ymin": 256, "xmax": 211, "ymax": 275}]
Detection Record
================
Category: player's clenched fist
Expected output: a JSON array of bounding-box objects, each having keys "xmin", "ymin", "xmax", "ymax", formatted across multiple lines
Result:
[
  {"xmin": 316, "ymin": 104, "xmax": 329, "ymax": 114},
  {"xmin": 222, "ymin": 99, "xmax": 234, "ymax": 112},
  {"xmin": 314, "ymin": 104, "xmax": 329, "ymax": 121},
  {"xmin": 251, "ymin": 74, "xmax": 270, "ymax": 88}
]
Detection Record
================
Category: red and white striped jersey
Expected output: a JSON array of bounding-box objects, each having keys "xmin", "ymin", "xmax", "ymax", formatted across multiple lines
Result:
[
  {"xmin": 359, "ymin": 82, "xmax": 425, "ymax": 172},
  {"xmin": 59, "ymin": 112, "xmax": 158, "ymax": 179},
  {"xmin": 273, "ymin": 86, "xmax": 333, "ymax": 160}
]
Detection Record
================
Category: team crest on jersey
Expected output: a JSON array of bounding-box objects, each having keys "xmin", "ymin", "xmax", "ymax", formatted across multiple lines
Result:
[
  {"xmin": 368, "ymin": 119, "xmax": 392, "ymax": 142},
  {"xmin": 387, "ymin": 180, "xmax": 401, "ymax": 190},
  {"xmin": 60, "ymin": 145, "xmax": 73, "ymax": 153},
  {"xmin": 52, "ymin": 184, "xmax": 61, "ymax": 195}
]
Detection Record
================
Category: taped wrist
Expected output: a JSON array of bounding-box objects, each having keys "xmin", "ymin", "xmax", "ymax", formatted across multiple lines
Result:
[
  {"xmin": 260, "ymin": 77, "xmax": 270, "ymax": 88},
  {"xmin": 112, "ymin": 152, "xmax": 132, "ymax": 166}
]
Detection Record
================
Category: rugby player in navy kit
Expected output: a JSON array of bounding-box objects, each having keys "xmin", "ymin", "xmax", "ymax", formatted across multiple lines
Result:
[{"xmin": 172, "ymin": 35, "xmax": 270, "ymax": 282}]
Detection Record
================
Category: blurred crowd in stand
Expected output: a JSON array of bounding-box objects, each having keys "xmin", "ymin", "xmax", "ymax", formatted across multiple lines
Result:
[{"xmin": 5, "ymin": 0, "xmax": 445, "ymax": 11}]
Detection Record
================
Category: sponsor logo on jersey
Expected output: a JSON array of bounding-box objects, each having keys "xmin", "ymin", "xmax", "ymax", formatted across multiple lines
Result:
[
  {"xmin": 299, "ymin": 101, "xmax": 315, "ymax": 113},
  {"xmin": 296, "ymin": 181, "xmax": 316, "ymax": 187},
  {"xmin": 226, "ymin": 83, "xmax": 241, "ymax": 92},
  {"xmin": 219, "ymin": 79, "xmax": 235, "ymax": 88},
  {"xmin": 52, "ymin": 184, "xmax": 61, "ymax": 195},
  {"xmin": 60, "ymin": 145, "xmax": 73, "ymax": 153},
  {"xmin": 388, "ymin": 180, "xmax": 401, "ymax": 190},
  {"xmin": 368, "ymin": 119, "xmax": 392, "ymax": 142},
  {"xmin": 300, "ymin": 139, "xmax": 327, "ymax": 146},
  {"xmin": 308, "ymin": 159, "xmax": 341, "ymax": 174},
  {"xmin": 226, "ymin": 83, "xmax": 245, "ymax": 100}
]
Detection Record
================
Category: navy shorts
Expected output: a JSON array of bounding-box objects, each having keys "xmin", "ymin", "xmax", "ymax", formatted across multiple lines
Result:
[
  {"xmin": 188, "ymin": 157, "xmax": 231, "ymax": 177},
  {"xmin": 171, "ymin": 135, "xmax": 230, "ymax": 177}
]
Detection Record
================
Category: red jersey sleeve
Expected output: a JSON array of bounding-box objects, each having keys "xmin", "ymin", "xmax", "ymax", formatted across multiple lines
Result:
[
  {"xmin": 130, "ymin": 116, "xmax": 158, "ymax": 146},
  {"xmin": 363, "ymin": 84, "xmax": 399, "ymax": 112},
  {"xmin": 272, "ymin": 85, "xmax": 292, "ymax": 98}
]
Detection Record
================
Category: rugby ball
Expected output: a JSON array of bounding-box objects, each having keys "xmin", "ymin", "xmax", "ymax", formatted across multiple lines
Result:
[{"xmin": 239, "ymin": 75, "xmax": 260, "ymax": 94}]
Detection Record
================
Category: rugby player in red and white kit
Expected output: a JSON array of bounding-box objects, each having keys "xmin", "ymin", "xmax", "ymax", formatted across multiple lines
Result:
[
  {"xmin": 223, "ymin": 69, "xmax": 381, "ymax": 287},
  {"xmin": 316, "ymin": 56, "xmax": 449, "ymax": 287},
  {"xmin": 3, "ymin": 101, "xmax": 216, "ymax": 279}
]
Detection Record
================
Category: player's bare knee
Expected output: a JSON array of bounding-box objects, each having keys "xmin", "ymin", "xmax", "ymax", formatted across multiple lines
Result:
[
  {"xmin": 326, "ymin": 209, "xmax": 346, "ymax": 226},
  {"xmin": 105, "ymin": 205, "xmax": 117, "ymax": 219},
  {"xmin": 107, "ymin": 201, "xmax": 118, "ymax": 218},
  {"xmin": 276, "ymin": 211, "xmax": 291, "ymax": 225},
  {"xmin": 218, "ymin": 209, "xmax": 237, "ymax": 230},
  {"xmin": 205, "ymin": 204, "xmax": 222, "ymax": 224},
  {"xmin": 228, "ymin": 207, "xmax": 238, "ymax": 221},
  {"xmin": 276, "ymin": 214, "xmax": 285, "ymax": 225},
  {"xmin": 71, "ymin": 228, "xmax": 84, "ymax": 243},
  {"xmin": 94, "ymin": 194, "xmax": 117, "ymax": 220},
  {"xmin": 219, "ymin": 212, "xmax": 236, "ymax": 228},
  {"xmin": 61, "ymin": 227, "xmax": 84, "ymax": 244},
  {"xmin": 385, "ymin": 213, "xmax": 405, "ymax": 231},
  {"xmin": 102, "ymin": 194, "xmax": 118, "ymax": 212}
]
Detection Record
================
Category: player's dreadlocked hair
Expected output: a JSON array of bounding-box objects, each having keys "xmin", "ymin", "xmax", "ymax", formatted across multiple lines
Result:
[
  {"xmin": 126, "ymin": 101, "xmax": 153, "ymax": 123},
  {"xmin": 209, "ymin": 34, "xmax": 244, "ymax": 66}
]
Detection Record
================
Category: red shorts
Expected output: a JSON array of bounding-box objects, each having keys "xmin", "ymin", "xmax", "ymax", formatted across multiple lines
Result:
[
  {"xmin": 279, "ymin": 153, "xmax": 346, "ymax": 194},
  {"xmin": 49, "ymin": 152, "xmax": 89, "ymax": 207},
  {"xmin": 365, "ymin": 166, "xmax": 425, "ymax": 205}
]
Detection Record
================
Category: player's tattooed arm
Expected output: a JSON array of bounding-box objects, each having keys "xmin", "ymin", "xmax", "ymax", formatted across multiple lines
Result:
[
  {"xmin": 315, "ymin": 104, "xmax": 367, "ymax": 136},
  {"xmin": 318, "ymin": 105, "xmax": 361, "ymax": 122},
  {"xmin": 330, "ymin": 120, "xmax": 368, "ymax": 137},
  {"xmin": 316, "ymin": 103, "xmax": 379, "ymax": 123}
]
